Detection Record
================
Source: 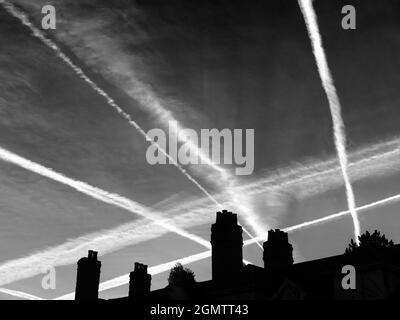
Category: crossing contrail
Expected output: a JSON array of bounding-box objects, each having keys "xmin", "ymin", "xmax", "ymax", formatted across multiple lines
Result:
[
  {"xmin": 0, "ymin": 136, "xmax": 398, "ymax": 289},
  {"xmin": 1, "ymin": 0, "xmax": 398, "ymax": 300},
  {"xmin": 0, "ymin": 144, "xmax": 254, "ymax": 286},
  {"xmin": 167, "ymin": 137, "xmax": 400, "ymax": 225},
  {"xmin": 106, "ymin": 192, "xmax": 400, "ymax": 292},
  {"xmin": 4, "ymin": 181, "xmax": 396, "ymax": 302},
  {"xmin": 0, "ymin": 0, "xmax": 262, "ymax": 247},
  {"xmin": 0, "ymin": 0, "xmax": 219, "ymax": 209},
  {"xmin": 0, "ymin": 145, "xmax": 217, "ymax": 285},
  {"xmin": 3, "ymin": 181, "xmax": 398, "ymax": 301},
  {"xmin": 2, "ymin": 143, "xmax": 400, "ymax": 299},
  {"xmin": 53, "ymin": 190, "xmax": 400, "ymax": 299},
  {"xmin": 298, "ymin": 0, "xmax": 361, "ymax": 243},
  {"xmin": 245, "ymin": 138, "xmax": 400, "ymax": 199}
]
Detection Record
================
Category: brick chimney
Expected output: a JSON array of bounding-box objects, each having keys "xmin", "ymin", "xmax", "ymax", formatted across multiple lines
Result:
[
  {"xmin": 263, "ymin": 229, "xmax": 293, "ymax": 273},
  {"xmin": 129, "ymin": 262, "xmax": 151, "ymax": 299},
  {"xmin": 211, "ymin": 210, "xmax": 243, "ymax": 283},
  {"xmin": 75, "ymin": 250, "xmax": 101, "ymax": 300}
]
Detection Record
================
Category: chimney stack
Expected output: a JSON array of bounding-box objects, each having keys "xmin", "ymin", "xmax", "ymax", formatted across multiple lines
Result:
[
  {"xmin": 211, "ymin": 210, "xmax": 243, "ymax": 283},
  {"xmin": 263, "ymin": 229, "xmax": 293, "ymax": 273},
  {"xmin": 75, "ymin": 250, "xmax": 101, "ymax": 300},
  {"xmin": 129, "ymin": 262, "xmax": 151, "ymax": 299}
]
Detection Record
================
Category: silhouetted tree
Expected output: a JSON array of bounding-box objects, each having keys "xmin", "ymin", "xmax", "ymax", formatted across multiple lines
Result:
[
  {"xmin": 345, "ymin": 230, "xmax": 394, "ymax": 255},
  {"xmin": 168, "ymin": 263, "xmax": 196, "ymax": 288}
]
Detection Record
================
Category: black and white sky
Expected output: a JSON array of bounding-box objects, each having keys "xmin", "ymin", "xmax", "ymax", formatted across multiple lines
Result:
[{"xmin": 0, "ymin": 0, "xmax": 400, "ymax": 299}]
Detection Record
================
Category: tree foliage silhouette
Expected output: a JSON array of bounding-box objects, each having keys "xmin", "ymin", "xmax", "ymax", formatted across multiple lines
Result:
[
  {"xmin": 345, "ymin": 230, "xmax": 394, "ymax": 255},
  {"xmin": 168, "ymin": 263, "xmax": 196, "ymax": 288}
]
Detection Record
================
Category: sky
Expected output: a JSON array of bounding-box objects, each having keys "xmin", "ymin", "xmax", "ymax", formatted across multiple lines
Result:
[{"xmin": 0, "ymin": 0, "xmax": 400, "ymax": 299}]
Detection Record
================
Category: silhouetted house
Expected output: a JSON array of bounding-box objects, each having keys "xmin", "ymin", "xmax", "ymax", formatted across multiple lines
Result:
[{"xmin": 75, "ymin": 210, "xmax": 400, "ymax": 300}]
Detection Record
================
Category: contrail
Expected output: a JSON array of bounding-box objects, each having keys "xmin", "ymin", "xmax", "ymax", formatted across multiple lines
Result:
[
  {"xmin": 0, "ymin": 0, "xmax": 262, "ymax": 247},
  {"xmin": 298, "ymin": 0, "xmax": 361, "ymax": 243},
  {"xmin": 1, "ymin": 136, "xmax": 399, "ymax": 289},
  {"xmin": 167, "ymin": 137, "xmax": 400, "ymax": 225},
  {"xmin": 54, "ymin": 250, "xmax": 213, "ymax": 300},
  {"xmin": 0, "ymin": 145, "xmax": 218, "ymax": 285},
  {"xmin": 3, "ymin": 2, "xmax": 397, "ymax": 286},
  {"xmin": 1, "ymin": 0, "xmax": 398, "ymax": 300},
  {"xmin": 0, "ymin": 0, "xmax": 219, "ymax": 209},
  {"xmin": 0, "ymin": 288, "xmax": 44, "ymax": 300},
  {"xmin": 106, "ymin": 192, "xmax": 400, "ymax": 292},
  {"xmin": 246, "ymin": 140, "xmax": 400, "ymax": 199},
  {"xmin": 10, "ymin": 0, "xmax": 263, "ymax": 242},
  {"xmin": 2, "ymin": 140, "xmax": 400, "ymax": 299},
  {"xmin": 3, "ymin": 180, "xmax": 397, "ymax": 301},
  {"xmin": 53, "ymin": 190, "xmax": 400, "ymax": 299}
]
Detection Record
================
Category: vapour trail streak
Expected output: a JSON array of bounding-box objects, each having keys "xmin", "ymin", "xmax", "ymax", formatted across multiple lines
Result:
[
  {"xmin": 0, "ymin": 288, "xmax": 44, "ymax": 300},
  {"xmin": 0, "ymin": 0, "xmax": 219, "ymax": 208},
  {"xmin": 298, "ymin": 0, "xmax": 361, "ymax": 243},
  {"xmin": 54, "ymin": 191, "xmax": 400, "ymax": 299},
  {"xmin": 0, "ymin": 145, "xmax": 255, "ymax": 285},
  {"xmin": 163, "ymin": 139, "xmax": 400, "ymax": 233},
  {"xmin": 0, "ymin": 0, "xmax": 396, "ymax": 302},
  {"xmin": 245, "ymin": 139, "xmax": 400, "ymax": 195},
  {"xmin": 4, "ymin": 144, "xmax": 400, "ymax": 300},
  {"xmin": 0, "ymin": 145, "xmax": 218, "ymax": 279},
  {"xmin": 245, "ymin": 146, "xmax": 400, "ymax": 203},
  {"xmin": 1, "ymin": 3, "xmax": 394, "ymax": 290},
  {"xmin": 7, "ymin": 179, "xmax": 393, "ymax": 304},
  {"xmin": 7, "ymin": 181, "xmax": 397, "ymax": 302},
  {"xmin": 0, "ymin": 0, "xmax": 262, "ymax": 247},
  {"xmin": 159, "ymin": 124, "xmax": 263, "ymax": 242},
  {"xmin": 55, "ymin": 251, "xmax": 212, "ymax": 299},
  {"xmin": 54, "ymin": 250, "xmax": 212, "ymax": 300}
]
